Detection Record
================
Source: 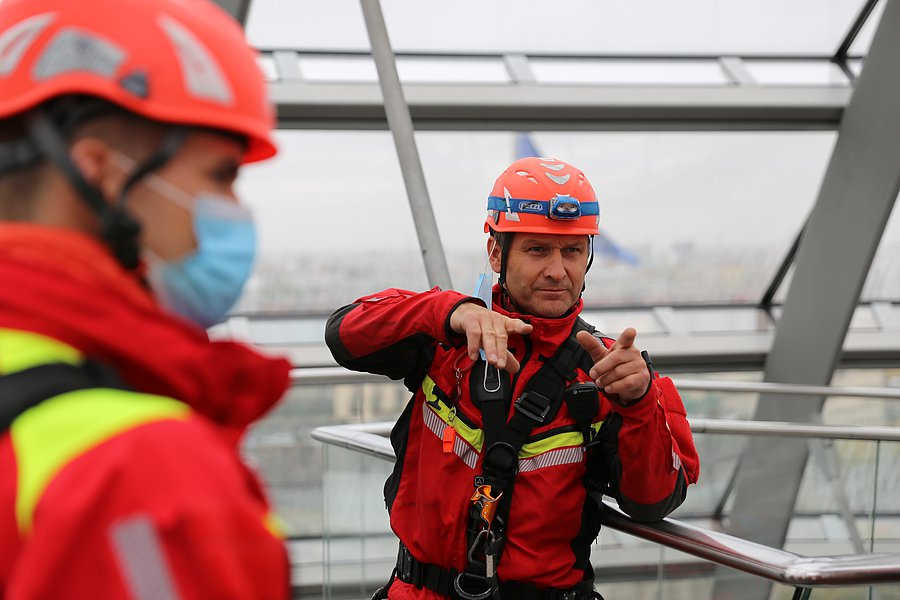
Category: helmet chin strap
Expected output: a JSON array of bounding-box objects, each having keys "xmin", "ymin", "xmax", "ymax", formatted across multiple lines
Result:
[
  {"xmin": 582, "ymin": 234, "xmax": 595, "ymax": 293},
  {"xmin": 106, "ymin": 127, "xmax": 187, "ymax": 270},
  {"xmin": 26, "ymin": 109, "xmax": 187, "ymax": 270}
]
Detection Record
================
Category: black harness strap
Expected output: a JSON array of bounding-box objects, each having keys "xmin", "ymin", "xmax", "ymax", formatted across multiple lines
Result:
[
  {"xmin": 0, "ymin": 360, "xmax": 127, "ymax": 433},
  {"xmin": 390, "ymin": 543, "xmax": 601, "ymax": 600},
  {"xmin": 455, "ymin": 317, "xmax": 599, "ymax": 599}
]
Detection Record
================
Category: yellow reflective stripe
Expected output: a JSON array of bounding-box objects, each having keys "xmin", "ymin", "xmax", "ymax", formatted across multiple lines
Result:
[
  {"xmin": 421, "ymin": 376, "xmax": 484, "ymax": 452},
  {"xmin": 263, "ymin": 511, "xmax": 287, "ymax": 540},
  {"xmin": 0, "ymin": 328, "xmax": 82, "ymax": 375},
  {"xmin": 421, "ymin": 376, "xmax": 606, "ymax": 461},
  {"xmin": 520, "ymin": 432, "xmax": 583, "ymax": 458},
  {"xmin": 520, "ymin": 422, "xmax": 603, "ymax": 458},
  {"xmin": 11, "ymin": 388, "xmax": 190, "ymax": 535}
]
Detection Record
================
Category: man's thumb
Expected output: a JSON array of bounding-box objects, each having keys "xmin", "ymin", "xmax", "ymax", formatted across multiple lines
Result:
[{"xmin": 576, "ymin": 330, "xmax": 608, "ymax": 363}]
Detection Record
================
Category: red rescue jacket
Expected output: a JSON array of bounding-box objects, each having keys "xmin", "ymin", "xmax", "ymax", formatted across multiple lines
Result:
[
  {"xmin": 0, "ymin": 224, "xmax": 291, "ymax": 599},
  {"xmin": 326, "ymin": 286, "xmax": 699, "ymax": 599}
]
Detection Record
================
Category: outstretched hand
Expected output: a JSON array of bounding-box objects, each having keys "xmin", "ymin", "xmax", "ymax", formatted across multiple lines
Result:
[
  {"xmin": 449, "ymin": 302, "xmax": 533, "ymax": 373},
  {"xmin": 576, "ymin": 327, "xmax": 650, "ymax": 403}
]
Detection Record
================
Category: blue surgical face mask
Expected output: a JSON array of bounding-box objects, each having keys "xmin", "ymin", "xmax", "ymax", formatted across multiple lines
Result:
[
  {"xmin": 147, "ymin": 196, "xmax": 256, "ymax": 328},
  {"xmin": 112, "ymin": 152, "xmax": 256, "ymax": 328}
]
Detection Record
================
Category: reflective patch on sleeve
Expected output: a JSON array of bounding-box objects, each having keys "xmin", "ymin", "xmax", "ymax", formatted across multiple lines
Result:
[
  {"xmin": 110, "ymin": 515, "xmax": 182, "ymax": 600},
  {"xmin": 263, "ymin": 511, "xmax": 287, "ymax": 540}
]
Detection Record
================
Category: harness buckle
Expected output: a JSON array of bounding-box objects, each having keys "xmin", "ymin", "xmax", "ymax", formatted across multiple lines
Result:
[
  {"xmin": 514, "ymin": 391, "xmax": 552, "ymax": 423},
  {"xmin": 453, "ymin": 571, "xmax": 496, "ymax": 600}
]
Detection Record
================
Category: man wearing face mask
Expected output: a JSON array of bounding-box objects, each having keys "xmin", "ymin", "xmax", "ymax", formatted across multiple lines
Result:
[{"xmin": 0, "ymin": 0, "xmax": 291, "ymax": 598}]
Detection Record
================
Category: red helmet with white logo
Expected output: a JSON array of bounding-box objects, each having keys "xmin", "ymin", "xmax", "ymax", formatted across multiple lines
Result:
[
  {"xmin": 484, "ymin": 157, "xmax": 600, "ymax": 235},
  {"xmin": 0, "ymin": 0, "xmax": 276, "ymax": 163}
]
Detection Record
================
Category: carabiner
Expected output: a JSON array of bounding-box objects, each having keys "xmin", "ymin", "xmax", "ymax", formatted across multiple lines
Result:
[{"xmin": 482, "ymin": 363, "xmax": 501, "ymax": 393}]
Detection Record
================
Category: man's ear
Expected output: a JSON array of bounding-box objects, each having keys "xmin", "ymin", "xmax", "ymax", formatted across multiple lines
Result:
[
  {"xmin": 487, "ymin": 236, "xmax": 502, "ymax": 274},
  {"xmin": 68, "ymin": 137, "xmax": 124, "ymax": 206}
]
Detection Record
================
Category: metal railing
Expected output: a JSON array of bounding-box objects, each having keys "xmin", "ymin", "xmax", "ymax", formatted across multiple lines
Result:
[
  {"xmin": 311, "ymin": 419, "xmax": 900, "ymax": 593},
  {"xmin": 292, "ymin": 367, "xmax": 900, "ymax": 401}
]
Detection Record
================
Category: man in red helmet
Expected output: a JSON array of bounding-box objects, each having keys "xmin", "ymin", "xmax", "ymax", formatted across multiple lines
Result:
[
  {"xmin": 0, "ymin": 0, "xmax": 291, "ymax": 597},
  {"xmin": 327, "ymin": 157, "xmax": 700, "ymax": 600}
]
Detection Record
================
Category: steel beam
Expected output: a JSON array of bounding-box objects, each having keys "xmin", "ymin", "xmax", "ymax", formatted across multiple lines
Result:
[
  {"xmin": 715, "ymin": 1, "xmax": 900, "ymax": 598},
  {"xmin": 358, "ymin": 0, "xmax": 452, "ymax": 289},
  {"xmin": 211, "ymin": 0, "xmax": 251, "ymax": 25},
  {"xmin": 269, "ymin": 80, "xmax": 849, "ymax": 131}
]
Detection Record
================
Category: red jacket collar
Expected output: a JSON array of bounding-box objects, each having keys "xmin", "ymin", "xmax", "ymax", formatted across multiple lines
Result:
[
  {"xmin": 491, "ymin": 284, "xmax": 583, "ymax": 354},
  {"xmin": 0, "ymin": 224, "xmax": 289, "ymax": 437}
]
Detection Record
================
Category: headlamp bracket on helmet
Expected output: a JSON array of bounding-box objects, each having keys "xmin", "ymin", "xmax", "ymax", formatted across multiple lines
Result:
[{"xmin": 549, "ymin": 195, "xmax": 581, "ymax": 220}]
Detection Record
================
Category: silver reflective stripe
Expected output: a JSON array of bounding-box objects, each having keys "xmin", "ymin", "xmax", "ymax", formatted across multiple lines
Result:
[
  {"xmin": 158, "ymin": 14, "xmax": 233, "ymax": 106},
  {"xmin": 518, "ymin": 446, "xmax": 584, "ymax": 473},
  {"xmin": 422, "ymin": 402, "xmax": 478, "ymax": 469},
  {"xmin": 540, "ymin": 162, "xmax": 565, "ymax": 171},
  {"xmin": 545, "ymin": 172, "xmax": 571, "ymax": 185},
  {"xmin": 33, "ymin": 26, "xmax": 125, "ymax": 81},
  {"xmin": 0, "ymin": 13, "xmax": 55, "ymax": 76},
  {"xmin": 110, "ymin": 515, "xmax": 181, "ymax": 600},
  {"xmin": 503, "ymin": 187, "xmax": 520, "ymax": 222}
]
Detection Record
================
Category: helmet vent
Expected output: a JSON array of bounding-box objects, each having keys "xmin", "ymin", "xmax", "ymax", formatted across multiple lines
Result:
[
  {"xmin": 33, "ymin": 27, "xmax": 125, "ymax": 82},
  {"xmin": 515, "ymin": 170, "xmax": 538, "ymax": 184},
  {"xmin": 0, "ymin": 13, "xmax": 55, "ymax": 77},
  {"xmin": 158, "ymin": 14, "xmax": 233, "ymax": 106},
  {"xmin": 545, "ymin": 172, "xmax": 571, "ymax": 185},
  {"xmin": 540, "ymin": 162, "xmax": 565, "ymax": 171}
]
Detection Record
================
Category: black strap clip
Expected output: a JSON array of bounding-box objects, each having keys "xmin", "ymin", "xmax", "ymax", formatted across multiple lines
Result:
[{"xmin": 514, "ymin": 391, "xmax": 552, "ymax": 423}]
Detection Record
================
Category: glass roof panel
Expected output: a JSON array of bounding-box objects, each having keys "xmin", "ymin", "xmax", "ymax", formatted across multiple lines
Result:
[
  {"xmin": 235, "ymin": 130, "xmax": 835, "ymax": 313},
  {"xmin": 233, "ymin": 130, "xmax": 428, "ymax": 313},
  {"xmin": 744, "ymin": 60, "xmax": 850, "ymax": 86},
  {"xmin": 256, "ymin": 55, "xmax": 278, "ymax": 81},
  {"xmin": 295, "ymin": 55, "xmax": 511, "ymax": 84},
  {"xmin": 849, "ymin": 0, "xmax": 887, "ymax": 55},
  {"xmin": 247, "ymin": 0, "xmax": 867, "ymax": 56},
  {"xmin": 530, "ymin": 58, "xmax": 728, "ymax": 86},
  {"xmin": 297, "ymin": 55, "xmax": 378, "ymax": 82},
  {"xmin": 861, "ymin": 188, "xmax": 900, "ymax": 302}
]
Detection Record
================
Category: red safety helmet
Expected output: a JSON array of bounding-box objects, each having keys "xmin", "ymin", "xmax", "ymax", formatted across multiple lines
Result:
[
  {"xmin": 0, "ymin": 0, "xmax": 276, "ymax": 163},
  {"xmin": 484, "ymin": 157, "xmax": 600, "ymax": 236}
]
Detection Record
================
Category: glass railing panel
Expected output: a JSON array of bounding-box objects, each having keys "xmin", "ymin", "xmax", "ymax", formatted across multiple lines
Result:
[
  {"xmin": 244, "ymin": 382, "xmax": 406, "ymax": 539},
  {"xmin": 322, "ymin": 443, "xmax": 394, "ymax": 600}
]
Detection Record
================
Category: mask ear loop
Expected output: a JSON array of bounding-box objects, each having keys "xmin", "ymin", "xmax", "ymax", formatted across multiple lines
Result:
[
  {"xmin": 103, "ymin": 128, "xmax": 187, "ymax": 270},
  {"xmin": 485, "ymin": 237, "xmax": 498, "ymax": 275}
]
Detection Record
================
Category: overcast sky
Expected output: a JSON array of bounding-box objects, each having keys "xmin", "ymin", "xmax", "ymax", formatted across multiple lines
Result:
[{"xmin": 231, "ymin": 0, "xmax": 900, "ymax": 264}]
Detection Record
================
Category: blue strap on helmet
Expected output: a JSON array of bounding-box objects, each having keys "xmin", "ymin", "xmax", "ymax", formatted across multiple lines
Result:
[{"xmin": 487, "ymin": 195, "xmax": 599, "ymax": 221}]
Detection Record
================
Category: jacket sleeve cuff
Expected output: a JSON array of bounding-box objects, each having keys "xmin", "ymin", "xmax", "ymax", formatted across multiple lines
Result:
[{"xmin": 609, "ymin": 379, "xmax": 661, "ymax": 420}]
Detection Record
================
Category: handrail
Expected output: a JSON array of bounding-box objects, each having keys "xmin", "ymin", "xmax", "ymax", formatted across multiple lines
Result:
[
  {"xmin": 313, "ymin": 418, "xmax": 900, "ymax": 444},
  {"xmin": 311, "ymin": 422, "xmax": 900, "ymax": 587},
  {"xmin": 291, "ymin": 367, "xmax": 900, "ymax": 401},
  {"xmin": 597, "ymin": 501, "xmax": 900, "ymax": 586}
]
